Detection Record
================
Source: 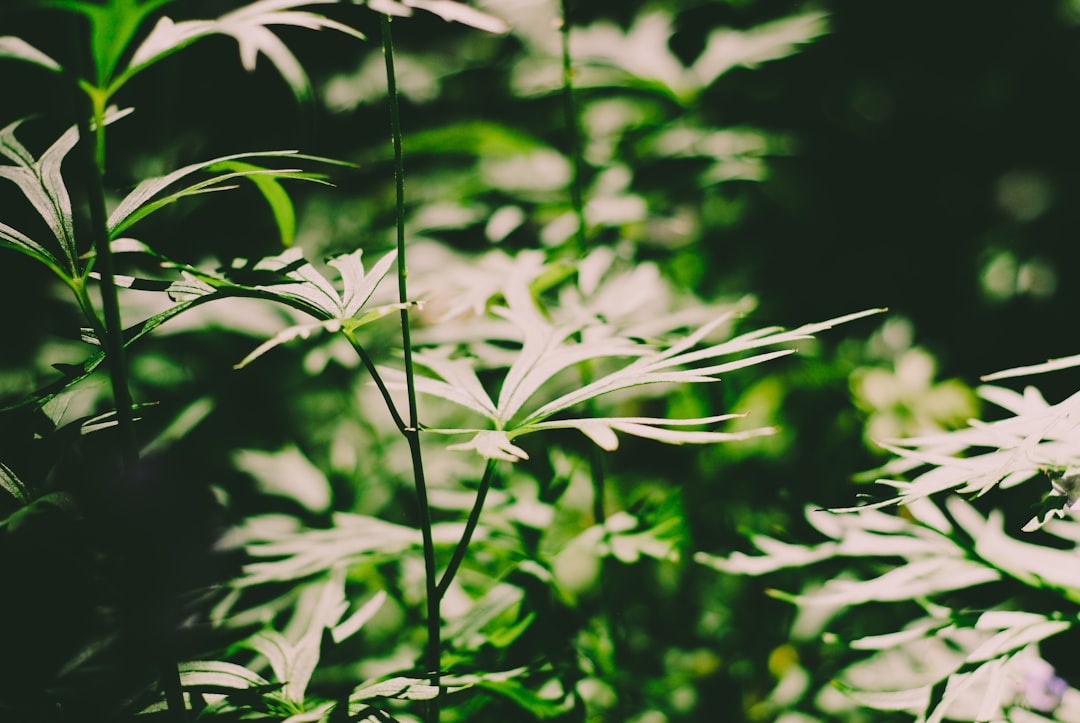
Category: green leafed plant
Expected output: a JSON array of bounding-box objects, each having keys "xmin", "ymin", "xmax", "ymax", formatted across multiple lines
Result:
[{"xmin": 0, "ymin": 1, "xmax": 875, "ymax": 722}]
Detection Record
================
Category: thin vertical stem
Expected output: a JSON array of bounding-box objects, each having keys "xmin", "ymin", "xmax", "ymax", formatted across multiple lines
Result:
[
  {"xmin": 77, "ymin": 98, "xmax": 138, "ymax": 467},
  {"xmin": 78, "ymin": 92, "xmax": 184, "ymax": 720},
  {"xmin": 381, "ymin": 14, "xmax": 441, "ymax": 722}
]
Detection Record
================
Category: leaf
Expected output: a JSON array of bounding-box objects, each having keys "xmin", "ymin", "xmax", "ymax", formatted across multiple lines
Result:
[
  {"xmin": 177, "ymin": 660, "xmax": 271, "ymax": 690},
  {"xmin": 332, "ymin": 590, "xmax": 387, "ymax": 644},
  {"xmin": 108, "ymin": 150, "xmax": 334, "ymax": 237},
  {"xmin": 330, "ymin": 249, "xmax": 398, "ymax": 319},
  {"xmin": 351, "ymin": 676, "xmax": 470, "ymax": 702},
  {"xmin": 981, "ymin": 352, "xmax": 1080, "ymax": 381},
  {"xmin": 234, "ymin": 319, "xmax": 343, "ymax": 369},
  {"xmin": 0, "ymin": 36, "xmax": 62, "ymax": 72},
  {"xmin": 42, "ymin": 0, "xmax": 179, "ymax": 85},
  {"xmin": 0, "ymin": 220, "xmax": 63, "ymax": 277},
  {"xmin": 522, "ymin": 413, "xmax": 775, "ymax": 452},
  {"xmin": 233, "ymin": 445, "xmax": 333, "ymax": 513},
  {"xmin": 206, "ymin": 159, "xmax": 318, "ymax": 246},
  {"xmin": 0, "ymin": 107, "xmax": 132, "ymax": 273},
  {"xmin": 126, "ymin": 0, "xmax": 366, "ymax": 100},
  {"xmin": 402, "ymin": 0, "xmax": 509, "ymax": 34},
  {"xmin": 446, "ymin": 430, "xmax": 529, "ymax": 462},
  {"xmin": 0, "ymin": 462, "xmax": 30, "ymax": 504}
]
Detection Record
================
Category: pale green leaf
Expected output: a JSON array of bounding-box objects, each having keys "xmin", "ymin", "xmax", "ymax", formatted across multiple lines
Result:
[
  {"xmin": 234, "ymin": 319, "xmax": 342, "ymax": 369},
  {"xmin": 835, "ymin": 681, "xmax": 929, "ymax": 712},
  {"xmin": 447, "ymin": 430, "xmax": 529, "ymax": 462},
  {"xmin": 0, "ymin": 36, "xmax": 62, "ymax": 72},
  {"xmin": 965, "ymin": 615, "xmax": 1070, "ymax": 664},
  {"xmin": 0, "ymin": 107, "xmax": 131, "ymax": 271},
  {"xmin": 329, "ymin": 248, "xmax": 397, "ymax": 318},
  {"xmin": 403, "ymin": 0, "xmax": 509, "ymax": 33},
  {"xmin": 351, "ymin": 676, "xmax": 470, "ymax": 702},
  {"xmin": 233, "ymin": 445, "xmax": 333, "ymax": 513},
  {"xmin": 108, "ymin": 150, "xmax": 315, "ymax": 236},
  {"xmin": 177, "ymin": 660, "xmax": 271, "ymax": 689},
  {"xmin": 523, "ymin": 413, "xmax": 774, "ymax": 452},
  {"xmin": 332, "ymin": 590, "xmax": 387, "ymax": 644},
  {"xmin": 245, "ymin": 629, "xmax": 293, "ymax": 688},
  {"xmin": 126, "ymin": 0, "xmax": 366, "ymax": 100},
  {"xmin": 0, "ymin": 220, "xmax": 62, "ymax": 275},
  {"xmin": 982, "ymin": 353, "xmax": 1080, "ymax": 381}
]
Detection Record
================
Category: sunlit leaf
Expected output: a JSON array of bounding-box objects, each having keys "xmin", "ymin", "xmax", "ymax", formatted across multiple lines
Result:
[
  {"xmin": 446, "ymin": 430, "xmax": 529, "ymax": 462},
  {"xmin": 332, "ymin": 590, "xmax": 387, "ymax": 644},
  {"xmin": 402, "ymin": 0, "xmax": 508, "ymax": 34},
  {"xmin": 108, "ymin": 150, "xmax": 337, "ymax": 237},
  {"xmin": 126, "ymin": 0, "xmax": 366, "ymax": 100},
  {"xmin": 522, "ymin": 413, "xmax": 775, "ymax": 452},
  {"xmin": 0, "ymin": 107, "xmax": 132, "ymax": 274},
  {"xmin": 0, "ymin": 36, "xmax": 62, "ymax": 73}
]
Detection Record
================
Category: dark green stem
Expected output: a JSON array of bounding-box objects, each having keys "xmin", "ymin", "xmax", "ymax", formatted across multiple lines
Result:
[
  {"xmin": 560, "ymin": 0, "xmax": 587, "ymax": 256},
  {"xmin": 437, "ymin": 459, "xmax": 497, "ymax": 598},
  {"xmin": 344, "ymin": 330, "xmax": 409, "ymax": 433},
  {"xmin": 78, "ymin": 95, "xmax": 184, "ymax": 720},
  {"xmin": 381, "ymin": 14, "xmax": 441, "ymax": 720},
  {"xmin": 77, "ymin": 103, "xmax": 138, "ymax": 466}
]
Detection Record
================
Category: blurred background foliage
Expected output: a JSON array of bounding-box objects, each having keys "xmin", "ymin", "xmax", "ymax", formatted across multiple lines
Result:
[{"xmin": 2, "ymin": 0, "xmax": 1079, "ymax": 720}]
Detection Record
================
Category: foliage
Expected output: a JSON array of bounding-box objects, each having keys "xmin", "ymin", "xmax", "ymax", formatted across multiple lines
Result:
[
  {"xmin": 0, "ymin": 1, "xmax": 884, "ymax": 722},
  {"xmin": 698, "ymin": 353, "xmax": 1080, "ymax": 723}
]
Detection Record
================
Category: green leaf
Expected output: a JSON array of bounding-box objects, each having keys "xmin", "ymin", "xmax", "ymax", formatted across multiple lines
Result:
[
  {"xmin": 233, "ymin": 445, "xmax": 334, "ymax": 513},
  {"xmin": 124, "ymin": 0, "xmax": 366, "ymax": 100},
  {"xmin": 0, "ymin": 107, "xmax": 132, "ymax": 274},
  {"xmin": 0, "ymin": 36, "xmax": 63, "ymax": 72},
  {"xmin": 177, "ymin": 659, "xmax": 271, "ymax": 690},
  {"xmin": 522, "ymin": 413, "xmax": 775, "ymax": 452},
  {"xmin": 206, "ymin": 160, "xmax": 318, "ymax": 246},
  {"xmin": 0, "ymin": 462, "xmax": 30, "ymax": 504},
  {"xmin": 475, "ymin": 679, "xmax": 572, "ymax": 719},
  {"xmin": 0, "ymin": 220, "xmax": 64, "ymax": 278},
  {"xmin": 42, "ymin": 0, "xmax": 178, "ymax": 86},
  {"xmin": 108, "ymin": 150, "xmax": 335, "ymax": 237},
  {"xmin": 446, "ymin": 430, "xmax": 530, "ymax": 462},
  {"xmin": 329, "ymin": 248, "xmax": 398, "ymax": 318},
  {"xmin": 351, "ymin": 676, "xmax": 469, "ymax": 702},
  {"xmin": 402, "ymin": 0, "xmax": 509, "ymax": 34},
  {"xmin": 331, "ymin": 590, "xmax": 386, "ymax": 644},
  {"xmin": 235, "ymin": 319, "xmax": 343, "ymax": 369}
]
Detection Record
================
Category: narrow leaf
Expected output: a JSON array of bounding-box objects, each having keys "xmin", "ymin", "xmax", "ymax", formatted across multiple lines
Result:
[
  {"xmin": 0, "ymin": 36, "xmax": 62, "ymax": 72},
  {"xmin": 403, "ymin": 0, "xmax": 509, "ymax": 33}
]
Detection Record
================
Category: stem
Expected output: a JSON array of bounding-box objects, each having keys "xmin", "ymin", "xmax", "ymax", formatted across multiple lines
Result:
[
  {"xmin": 437, "ymin": 459, "xmax": 497, "ymax": 598},
  {"xmin": 344, "ymin": 329, "xmax": 409, "ymax": 433},
  {"xmin": 560, "ymin": 0, "xmax": 587, "ymax": 256},
  {"xmin": 78, "ymin": 92, "xmax": 185, "ymax": 719},
  {"xmin": 381, "ymin": 14, "xmax": 441, "ymax": 721},
  {"xmin": 76, "ymin": 98, "xmax": 138, "ymax": 467}
]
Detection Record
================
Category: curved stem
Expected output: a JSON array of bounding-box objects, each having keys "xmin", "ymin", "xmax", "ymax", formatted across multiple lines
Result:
[
  {"xmin": 437, "ymin": 459, "xmax": 497, "ymax": 598},
  {"xmin": 343, "ymin": 329, "xmax": 409, "ymax": 433},
  {"xmin": 381, "ymin": 14, "xmax": 440, "ymax": 721}
]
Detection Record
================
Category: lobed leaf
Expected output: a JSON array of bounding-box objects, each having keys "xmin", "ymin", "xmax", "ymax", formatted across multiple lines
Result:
[{"xmin": 126, "ymin": 0, "xmax": 366, "ymax": 100}]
